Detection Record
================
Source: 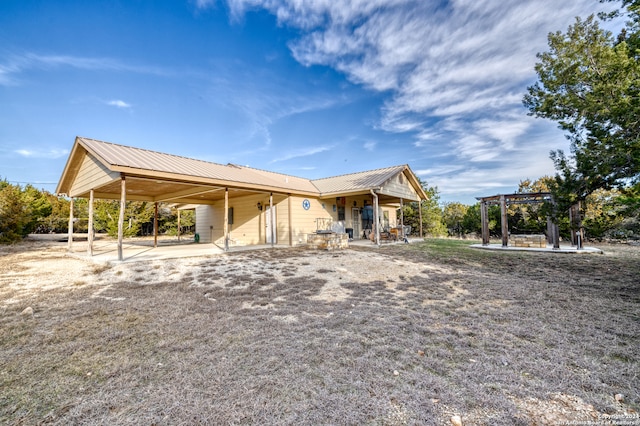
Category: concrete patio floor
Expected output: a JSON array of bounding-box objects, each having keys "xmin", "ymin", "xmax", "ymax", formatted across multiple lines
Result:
[
  {"xmin": 59, "ymin": 234, "xmax": 424, "ymax": 263},
  {"xmin": 470, "ymin": 243, "xmax": 604, "ymax": 254}
]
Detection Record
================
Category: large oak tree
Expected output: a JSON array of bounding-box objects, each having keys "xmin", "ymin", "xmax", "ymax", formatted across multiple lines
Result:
[{"xmin": 523, "ymin": 2, "xmax": 639, "ymax": 211}]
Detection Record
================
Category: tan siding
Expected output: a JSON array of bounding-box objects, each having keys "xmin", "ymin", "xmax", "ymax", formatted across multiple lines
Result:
[
  {"xmin": 195, "ymin": 205, "xmax": 215, "ymax": 243},
  {"xmin": 378, "ymin": 172, "xmax": 420, "ymax": 201},
  {"xmin": 226, "ymin": 194, "xmax": 268, "ymax": 245},
  {"xmin": 288, "ymin": 196, "xmax": 333, "ymax": 245},
  {"xmin": 69, "ymin": 153, "xmax": 119, "ymax": 196}
]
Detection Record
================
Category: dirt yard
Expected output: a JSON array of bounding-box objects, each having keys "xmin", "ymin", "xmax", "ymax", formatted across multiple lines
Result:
[{"xmin": 1, "ymin": 237, "xmax": 638, "ymax": 425}]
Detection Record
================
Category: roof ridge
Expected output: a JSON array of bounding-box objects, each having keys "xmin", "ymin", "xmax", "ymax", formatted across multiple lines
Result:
[
  {"xmin": 78, "ymin": 136, "xmax": 312, "ymax": 181},
  {"xmin": 78, "ymin": 136, "xmax": 231, "ymax": 168},
  {"xmin": 311, "ymin": 164, "xmax": 406, "ymax": 182}
]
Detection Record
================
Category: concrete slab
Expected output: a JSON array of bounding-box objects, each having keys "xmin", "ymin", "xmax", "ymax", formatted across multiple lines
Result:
[
  {"xmin": 470, "ymin": 243, "xmax": 604, "ymax": 254},
  {"xmin": 65, "ymin": 237, "xmax": 291, "ymax": 263}
]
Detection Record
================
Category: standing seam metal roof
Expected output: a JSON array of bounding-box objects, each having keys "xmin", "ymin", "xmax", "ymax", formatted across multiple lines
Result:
[
  {"xmin": 311, "ymin": 165, "xmax": 408, "ymax": 194},
  {"xmin": 79, "ymin": 137, "xmax": 318, "ymax": 193},
  {"xmin": 72, "ymin": 137, "xmax": 421, "ymax": 197}
]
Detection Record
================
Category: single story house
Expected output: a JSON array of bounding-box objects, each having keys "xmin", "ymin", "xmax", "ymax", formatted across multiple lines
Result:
[{"xmin": 56, "ymin": 137, "xmax": 428, "ymax": 259}]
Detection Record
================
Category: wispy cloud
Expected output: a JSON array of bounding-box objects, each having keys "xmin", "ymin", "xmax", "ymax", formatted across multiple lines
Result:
[
  {"xmin": 15, "ymin": 148, "xmax": 69, "ymax": 159},
  {"xmin": 222, "ymin": 0, "xmax": 616, "ymax": 200},
  {"xmin": 270, "ymin": 145, "xmax": 334, "ymax": 163},
  {"xmin": 0, "ymin": 52, "xmax": 173, "ymax": 86},
  {"xmin": 107, "ymin": 99, "xmax": 132, "ymax": 109}
]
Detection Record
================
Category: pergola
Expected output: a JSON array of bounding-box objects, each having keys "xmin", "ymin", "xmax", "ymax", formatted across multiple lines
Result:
[{"xmin": 476, "ymin": 192, "xmax": 561, "ymax": 249}]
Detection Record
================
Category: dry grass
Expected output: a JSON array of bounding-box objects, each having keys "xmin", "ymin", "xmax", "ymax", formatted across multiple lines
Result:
[{"xmin": 0, "ymin": 238, "xmax": 638, "ymax": 425}]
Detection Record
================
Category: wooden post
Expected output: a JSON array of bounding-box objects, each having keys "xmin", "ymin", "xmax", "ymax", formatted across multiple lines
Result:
[
  {"xmin": 553, "ymin": 222, "xmax": 561, "ymax": 250},
  {"xmin": 177, "ymin": 209, "xmax": 181, "ymax": 242},
  {"xmin": 373, "ymin": 193, "xmax": 380, "ymax": 246},
  {"xmin": 481, "ymin": 201, "xmax": 490, "ymax": 245},
  {"xmin": 224, "ymin": 188, "xmax": 229, "ymax": 251},
  {"xmin": 68, "ymin": 197, "xmax": 74, "ymax": 252},
  {"xmin": 154, "ymin": 202, "xmax": 158, "ymax": 248},
  {"xmin": 400, "ymin": 198, "xmax": 404, "ymax": 240},
  {"xmin": 551, "ymin": 198, "xmax": 561, "ymax": 250},
  {"xmin": 117, "ymin": 175, "xmax": 126, "ymax": 261},
  {"xmin": 418, "ymin": 199, "xmax": 423, "ymax": 238},
  {"xmin": 577, "ymin": 201, "xmax": 584, "ymax": 250},
  {"xmin": 288, "ymin": 195, "xmax": 293, "ymax": 246},
  {"xmin": 500, "ymin": 195, "xmax": 508, "ymax": 247},
  {"xmin": 87, "ymin": 190, "xmax": 94, "ymax": 256},
  {"xmin": 269, "ymin": 193, "xmax": 274, "ymax": 247},
  {"xmin": 569, "ymin": 204, "xmax": 576, "ymax": 246}
]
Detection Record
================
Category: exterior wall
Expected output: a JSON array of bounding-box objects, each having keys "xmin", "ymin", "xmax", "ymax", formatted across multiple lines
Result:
[
  {"xmin": 70, "ymin": 153, "xmax": 119, "ymax": 197},
  {"xmin": 195, "ymin": 205, "xmax": 215, "ymax": 243},
  {"xmin": 287, "ymin": 196, "xmax": 334, "ymax": 245},
  {"xmin": 195, "ymin": 193, "xmax": 403, "ymax": 246},
  {"xmin": 378, "ymin": 172, "xmax": 420, "ymax": 201}
]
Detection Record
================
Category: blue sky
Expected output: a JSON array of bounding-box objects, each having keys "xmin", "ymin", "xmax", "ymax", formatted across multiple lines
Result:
[{"xmin": 0, "ymin": 0, "xmax": 623, "ymax": 204}]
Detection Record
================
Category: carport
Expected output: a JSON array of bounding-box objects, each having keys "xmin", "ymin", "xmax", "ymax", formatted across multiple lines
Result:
[{"xmin": 56, "ymin": 137, "xmax": 319, "ymax": 260}]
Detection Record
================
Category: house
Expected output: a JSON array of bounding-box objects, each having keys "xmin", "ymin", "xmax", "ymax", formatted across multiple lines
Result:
[{"xmin": 56, "ymin": 137, "xmax": 428, "ymax": 259}]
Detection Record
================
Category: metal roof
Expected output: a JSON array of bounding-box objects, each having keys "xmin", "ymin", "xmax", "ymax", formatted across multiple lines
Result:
[
  {"xmin": 78, "ymin": 137, "xmax": 318, "ymax": 193},
  {"xmin": 311, "ymin": 165, "xmax": 408, "ymax": 194},
  {"xmin": 57, "ymin": 137, "xmax": 427, "ymax": 201}
]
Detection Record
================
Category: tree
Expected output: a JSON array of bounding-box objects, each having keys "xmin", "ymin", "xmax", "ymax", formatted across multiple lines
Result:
[
  {"xmin": 0, "ymin": 181, "xmax": 28, "ymax": 243},
  {"xmin": 400, "ymin": 180, "xmax": 446, "ymax": 236},
  {"xmin": 442, "ymin": 202, "xmax": 468, "ymax": 236},
  {"xmin": 523, "ymin": 7, "xmax": 640, "ymax": 207}
]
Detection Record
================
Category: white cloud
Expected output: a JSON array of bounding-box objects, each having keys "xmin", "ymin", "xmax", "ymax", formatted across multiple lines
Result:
[
  {"xmin": 107, "ymin": 99, "xmax": 132, "ymax": 109},
  {"xmin": 363, "ymin": 141, "xmax": 376, "ymax": 151},
  {"xmin": 15, "ymin": 148, "xmax": 69, "ymax": 159},
  {"xmin": 0, "ymin": 52, "xmax": 173, "ymax": 87},
  {"xmin": 270, "ymin": 144, "xmax": 334, "ymax": 163},
  {"xmin": 224, "ymin": 0, "xmax": 617, "ymax": 199}
]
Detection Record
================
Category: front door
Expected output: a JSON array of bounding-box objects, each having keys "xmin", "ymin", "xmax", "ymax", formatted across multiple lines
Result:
[
  {"xmin": 352, "ymin": 208, "xmax": 361, "ymax": 239},
  {"xmin": 266, "ymin": 205, "xmax": 277, "ymax": 244}
]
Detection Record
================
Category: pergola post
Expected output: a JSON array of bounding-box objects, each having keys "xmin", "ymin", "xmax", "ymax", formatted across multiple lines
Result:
[
  {"xmin": 87, "ymin": 189, "xmax": 94, "ymax": 256},
  {"xmin": 68, "ymin": 197, "xmax": 74, "ymax": 252},
  {"xmin": 154, "ymin": 202, "xmax": 158, "ymax": 248},
  {"xmin": 500, "ymin": 195, "xmax": 508, "ymax": 247},
  {"xmin": 551, "ymin": 198, "xmax": 560, "ymax": 250},
  {"xmin": 480, "ymin": 201, "xmax": 489, "ymax": 245},
  {"xmin": 553, "ymin": 222, "xmax": 561, "ymax": 250},
  {"xmin": 117, "ymin": 175, "xmax": 126, "ymax": 261},
  {"xmin": 224, "ymin": 188, "xmax": 229, "ymax": 251}
]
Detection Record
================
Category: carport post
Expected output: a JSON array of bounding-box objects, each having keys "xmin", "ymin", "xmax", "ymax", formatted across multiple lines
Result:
[
  {"xmin": 117, "ymin": 175, "xmax": 126, "ymax": 261},
  {"xmin": 418, "ymin": 199, "xmax": 423, "ymax": 238},
  {"xmin": 67, "ymin": 197, "xmax": 74, "ymax": 252},
  {"xmin": 269, "ymin": 193, "xmax": 274, "ymax": 248},
  {"xmin": 288, "ymin": 195, "xmax": 293, "ymax": 246},
  {"xmin": 224, "ymin": 188, "xmax": 229, "ymax": 251},
  {"xmin": 154, "ymin": 202, "xmax": 158, "ymax": 248},
  {"xmin": 87, "ymin": 189, "xmax": 94, "ymax": 256}
]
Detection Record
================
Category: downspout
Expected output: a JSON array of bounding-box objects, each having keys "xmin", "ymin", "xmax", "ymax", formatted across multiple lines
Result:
[{"xmin": 370, "ymin": 189, "xmax": 380, "ymax": 247}]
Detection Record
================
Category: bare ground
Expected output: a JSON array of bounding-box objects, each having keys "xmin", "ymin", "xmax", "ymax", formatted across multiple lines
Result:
[{"xmin": 0, "ymin": 237, "xmax": 638, "ymax": 425}]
